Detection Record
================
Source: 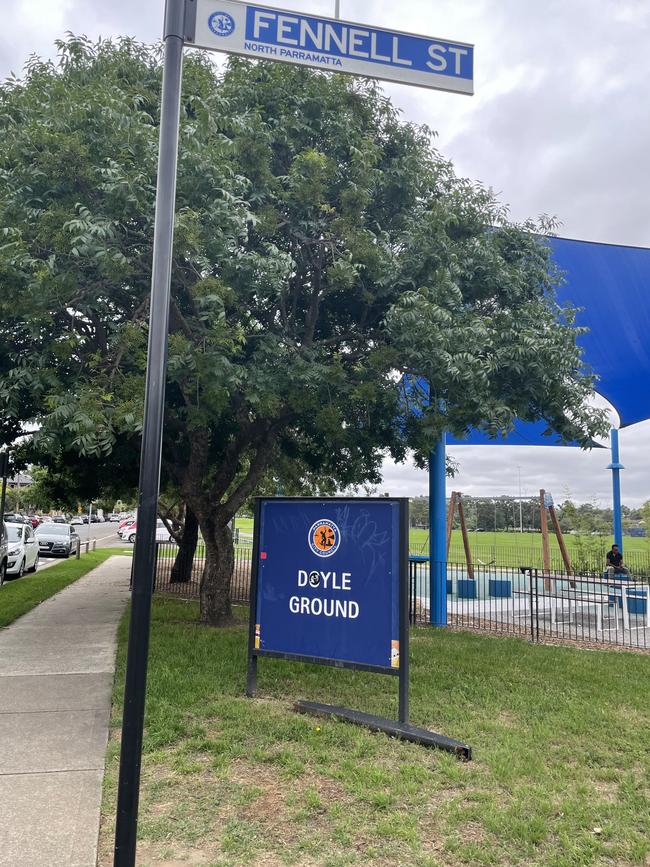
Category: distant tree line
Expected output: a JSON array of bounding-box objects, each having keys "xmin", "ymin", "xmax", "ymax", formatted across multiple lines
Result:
[{"xmin": 410, "ymin": 495, "xmax": 648, "ymax": 536}]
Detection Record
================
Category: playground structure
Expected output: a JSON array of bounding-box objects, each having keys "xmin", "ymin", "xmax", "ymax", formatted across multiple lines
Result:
[
  {"xmin": 408, "ymin": 485, "xmax": 649, "ymax": 648},
  {"xmin": 422, "ymin": 236, "xmax": 650, "ymax": 630}
]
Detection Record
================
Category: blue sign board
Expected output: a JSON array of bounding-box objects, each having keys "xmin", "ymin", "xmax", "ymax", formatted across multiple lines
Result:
[
  {"xmin": 191, "ymin": 0, "xmax": 474, "ymax": 94},
  {"xmin": 248, "ymin": 498, "xmax": 408, "ymax": 673}
]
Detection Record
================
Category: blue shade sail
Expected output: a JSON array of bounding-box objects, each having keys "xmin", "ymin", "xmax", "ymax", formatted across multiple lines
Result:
[
  {"xmin": 446, "ymin": 418, "xmax": 605, "ymax": 448},
  {"xmin": 447, "ymin": 235, "xmax": 650, "ymax": 447},
  {"xmin": 548, "ymin": 237, "xmax": 650, "ymax": 430}
]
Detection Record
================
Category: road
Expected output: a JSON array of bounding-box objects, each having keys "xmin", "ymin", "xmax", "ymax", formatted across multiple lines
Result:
[{"xmin": 73, "ymin": 522, "xmax": 130, "ymax": 549}]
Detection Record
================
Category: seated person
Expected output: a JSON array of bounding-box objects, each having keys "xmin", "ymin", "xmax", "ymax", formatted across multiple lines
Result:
[{"xmin": 606, "ymin": 544, "xmax": 630, "ymax": 579}]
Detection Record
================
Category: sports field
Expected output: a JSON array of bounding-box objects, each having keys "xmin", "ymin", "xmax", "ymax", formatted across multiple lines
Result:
[{"xmin": 234, "ymin": 517, "xmax": 649, "ymax": 572}]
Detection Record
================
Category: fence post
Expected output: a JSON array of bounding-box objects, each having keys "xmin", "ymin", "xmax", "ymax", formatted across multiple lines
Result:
[
  {"xmin": 92, "ymin": 538, "xmax": 97, "ymax": 552},
  {"xmin": 76, "ymin": 538, "xmax": 81, "ymax": 560},
  {"xmin": 85, "ymin": 540, "xmax": 90, "ymax": 554},
  {"xmin": 528, "ymin": 568, "xmax": 534, "ymax": 642}
]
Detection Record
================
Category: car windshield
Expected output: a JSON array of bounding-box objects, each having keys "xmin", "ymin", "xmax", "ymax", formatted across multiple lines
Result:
[
  {"xmin": 37, "ymin": 525, "xmax": 69, "ymax": 536},
  {"xmin": 7, "ymin": 526, "xmax": 23, "ymax": 542}
]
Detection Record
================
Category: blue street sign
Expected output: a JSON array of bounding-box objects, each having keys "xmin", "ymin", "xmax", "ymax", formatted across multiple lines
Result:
[
  {"xmin": 249, "ymin": 498, "xmax": 407, "ymax": 672},
  {"xmin": 190, "ymin": 0, "xmax": 474, "ymax": 94}
]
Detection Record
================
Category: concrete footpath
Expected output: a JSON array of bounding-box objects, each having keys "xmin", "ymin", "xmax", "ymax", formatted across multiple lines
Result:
[{"xmin": 0, "ymin": 556, "xmax": 131, "ymax": 867}]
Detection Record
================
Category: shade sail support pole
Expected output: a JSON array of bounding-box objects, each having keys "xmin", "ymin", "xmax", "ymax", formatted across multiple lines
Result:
[
  {"xmin": 607, "ymin": 427, "xmax": 624, "ymax": 552},
  {"xmin": 429, "ymin": 431, "xmax": 447, "ymax": 626}
]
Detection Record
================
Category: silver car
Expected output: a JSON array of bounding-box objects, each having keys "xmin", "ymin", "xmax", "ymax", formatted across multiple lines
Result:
[{"xmin": 35, "ymin": 523, "xmax": 79, "ymax": 558}]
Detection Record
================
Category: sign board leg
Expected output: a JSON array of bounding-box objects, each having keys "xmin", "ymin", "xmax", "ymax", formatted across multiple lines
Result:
[{"xmin": 113, "ymin": 3, "xmax": 185, "ymax": 865}]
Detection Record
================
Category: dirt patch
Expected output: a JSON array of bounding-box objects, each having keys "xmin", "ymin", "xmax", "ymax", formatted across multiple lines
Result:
[
  {"xmin": 134, "ymin": 842, "xmax": 216, "ymax": 865},
  {"xmin": 591, "ymin": 778, "xmax": 620, "ymax": 803},
  {"xmin": 497, "ymin": 709, "xmax": 520, "ymax": 728}
]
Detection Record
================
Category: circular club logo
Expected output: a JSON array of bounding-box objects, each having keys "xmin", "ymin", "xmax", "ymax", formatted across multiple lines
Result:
[
  {"xmin": 308, "ymin": 519, "xmax": 341, "ymax": 558},
  {"xmin": 208, "ymin": 12, "xmax": 236, "ymax": 37}
]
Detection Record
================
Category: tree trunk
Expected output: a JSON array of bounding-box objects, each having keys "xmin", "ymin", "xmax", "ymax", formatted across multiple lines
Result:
[
  {"xmin": 197, "ymin": 513, "xmax": 234, "ymax": 626},
  {"xmin": 170, "ymin": 505, "xmax": 199, "ymax": 584}
]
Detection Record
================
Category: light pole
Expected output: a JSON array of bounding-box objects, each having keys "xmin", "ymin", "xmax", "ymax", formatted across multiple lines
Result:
[{"xmin": 0, "ymin": 451, "xmax": 8, "ymax": 521}]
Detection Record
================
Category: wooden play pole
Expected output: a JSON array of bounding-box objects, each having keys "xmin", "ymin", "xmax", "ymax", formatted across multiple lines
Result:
[
  {"xmin": 548, "ymin": 505, "xmax": 571, "ymax": 573},
  {"xmin": 446, "ymin": 491, "xmax": 457, "ymax": 558},
  {"xmin": 539, "ymin": 489, "xmax": 551, "ymax": 590},
  {"xmin": 548, "ymin": 504, "xmax": 575, "ymax": 586},
  {"xmin": 457, "ymin": 493, "xmax": 475, "ymax": 580}
]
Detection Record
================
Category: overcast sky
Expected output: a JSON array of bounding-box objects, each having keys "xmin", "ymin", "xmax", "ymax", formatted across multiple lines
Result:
[{"xmin": 2, "ymin": 0, "xmax": 649, "ymax": 506}]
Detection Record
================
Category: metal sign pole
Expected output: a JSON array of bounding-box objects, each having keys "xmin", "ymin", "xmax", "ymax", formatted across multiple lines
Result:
[
  {"xmin": 0, "ymin": 452, "xmax": 8, "ymax": 520},
  {"xmin": 113, "ymin": 1, "xmax": 186, "ymax": 864}
]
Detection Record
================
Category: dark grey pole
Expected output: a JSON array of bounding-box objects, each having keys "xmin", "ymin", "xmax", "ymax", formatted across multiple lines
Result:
[
  {"xmin": 0, "ymin": 452, "xmax": 8, "ymax": 520},
  {"xmin": 113, "ymin": 2, "xmax": 185, "ymax": 864}
]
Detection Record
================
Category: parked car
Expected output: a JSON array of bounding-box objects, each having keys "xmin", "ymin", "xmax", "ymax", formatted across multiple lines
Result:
[
  {"xmin": 35, "ymin": 523, "xmax": 79, "ymax": 558},
  {"xmin": 108, "ymin": 514, "xmax": 120, "ymax": 522},
  {"xmin": 5, "ymin": 521, "xmax": 39, "ymax": 578},
  {"xmin": 118, "ymin": 516, "xmax": 135, "ymax": 532},
  {"xmin": 70, "ymin": 516, "xmax": 84, "ymax": 525},
  {"xmin": 0, "ymin": 521, "xmax": 8, "ymax": 586},
  {"xmin": 124, "ymin": 519, "xmax": 173, "ymax": 544},
  {"xmin": 3, "ymin": 513, "xmax": 28, "ymax": 524},
  {"xmin": 27, "ymin": 515, "xmax": 41, "ymax": 528},
  {"xmin": 118, "ymin": 520, "xmax": 137, "ymax": 539},
  {"xmin": 52, "ymin": 515, "xmax": 67, "ymax": 524}
]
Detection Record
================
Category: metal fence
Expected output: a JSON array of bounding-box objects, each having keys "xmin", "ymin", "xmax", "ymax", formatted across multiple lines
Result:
[
  {"xmin": 153, "ymin": 542, "xmax": 649, "ymax": 651},
  {"xmin": 409, "ymin": 558, "xmax": 650, "ymax": 651},
  {"xmin": 154, "ymin": 540, "xmax": 252, "ymax": 602}
]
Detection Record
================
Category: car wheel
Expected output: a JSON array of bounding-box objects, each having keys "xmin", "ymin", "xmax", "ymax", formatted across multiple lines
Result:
[
  {"xmin": 128, "ymin": 533, "xmax": 136, "ymax": 543},
  {"xmin": 28, "ymin": 555, "xmax": 38, "ymax": 573},
  {"xmin": 0, "ymin": 561, "xmax": 6, "ymax": 587}
]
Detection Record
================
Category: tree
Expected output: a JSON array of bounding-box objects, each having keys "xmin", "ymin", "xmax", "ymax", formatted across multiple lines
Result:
[{"xmin": 0, "ymin": 38, "xmax": 607, "ymax": 625}]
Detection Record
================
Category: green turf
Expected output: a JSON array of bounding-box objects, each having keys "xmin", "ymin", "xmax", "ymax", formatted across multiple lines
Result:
[
  {"xmin": 412, "ymin": 528, "xmax": 650, "ymax": 571},
  {"xmin": 235, "ymin": 516, "xmax": 650, "ymax": 571},
  {"xmin": 0, "ymin": 548, "xmax": 129, "ymax": 629},
  {"xmin": 100, "ymin": 599, "xmax": 650, "ymax": 866}
]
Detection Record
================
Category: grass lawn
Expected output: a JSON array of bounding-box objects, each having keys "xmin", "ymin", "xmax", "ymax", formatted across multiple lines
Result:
[
  {"xmin": 0, "ymin": 547, "xmax": 130, "ymax": 629},
  {"xmin": 235, "ymin": 516, "xmax": 650, "ymax": 570},
  {"xmin": 100, "ymin": 599, "xmax": 649, "ymax": 866}
]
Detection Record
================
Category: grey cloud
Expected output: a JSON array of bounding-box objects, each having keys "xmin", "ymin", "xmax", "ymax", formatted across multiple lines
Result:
[{"xmin": 379, "ymin": 420, "xmax": 650, "ymax": 508}]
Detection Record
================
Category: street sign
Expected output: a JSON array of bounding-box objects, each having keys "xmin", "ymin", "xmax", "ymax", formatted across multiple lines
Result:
[
  {"xmin": 248, "ymin": 497, "xmax": 407, "ymax": 674},
  {"xmin": 189, "ymin": 0, "xmax": 474, "ymax": 94}
]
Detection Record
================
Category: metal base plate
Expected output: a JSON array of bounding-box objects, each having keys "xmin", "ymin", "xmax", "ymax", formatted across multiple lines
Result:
[{"xmin": 294, "ymin": 700, "xmax": 471, "ymax": 760}]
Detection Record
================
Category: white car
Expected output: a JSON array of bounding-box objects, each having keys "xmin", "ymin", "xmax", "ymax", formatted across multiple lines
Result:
[
  {"xmin": 124, "ymin": 519, "xmax": 174, "ymax": 544},
  {"xmin": 70, "ymin": 516, "xmax": 84, "ymax": 525},
  {"xmin": 5, "ymin": 522, "xmax": 39, "ymax": 578},
  {"xmin": 118, "ymin": 519, "xmax": 136, "ymax": 539}
]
